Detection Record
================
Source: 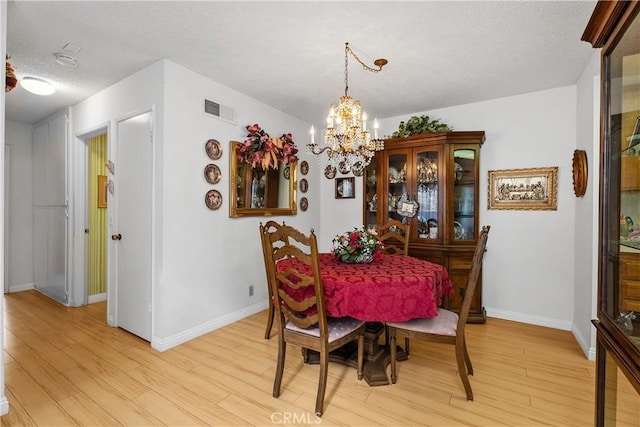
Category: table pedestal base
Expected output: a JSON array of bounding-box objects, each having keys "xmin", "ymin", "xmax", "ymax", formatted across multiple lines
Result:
[{"xmin": 305, "ymin": 322, "xmax": 407, "ymax": 386}]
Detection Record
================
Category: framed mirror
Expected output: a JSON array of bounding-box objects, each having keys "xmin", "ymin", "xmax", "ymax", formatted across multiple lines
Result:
[{"xmin": 229, "ymin": 140, "xmax": 297, "ymax": 217}]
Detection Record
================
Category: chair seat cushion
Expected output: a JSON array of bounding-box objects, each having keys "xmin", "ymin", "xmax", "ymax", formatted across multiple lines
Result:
[
  {"xmin": 285, "ymin": 316, "xmax": 364, "ymax": 342},
  {"xmin": 387, "ymin": 308, "xmax": 458, "ymax": 336}
]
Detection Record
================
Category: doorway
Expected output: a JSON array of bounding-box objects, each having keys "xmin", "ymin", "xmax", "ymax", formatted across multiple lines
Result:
[{"xmin": 86, "ymin": 133, "xmax": 108, "ymax": 303}]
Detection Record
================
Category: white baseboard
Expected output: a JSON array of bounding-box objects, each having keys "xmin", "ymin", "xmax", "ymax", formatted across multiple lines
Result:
[
  {"xmin": 0, "ymin": 395, "xmax": 9, "ymax": 416},
  {"xmin": 572, "ymin": 323, "xmax": 596, "ymax": 361},
  {"xmin": 88, "ymin": 293, "xmax": 107, "ymax": 304},
  {"xmin": 486, "ymin": 307, "xmax": 572, "ymax": 331},
  {"xmin": 150, "ymin": 300, "xmax": 269, "ymax": 352},
  {"xmin": 9, "ymin": 282, "xmax": 34, "ymax": 293},
  {"xmin": 487, "ymin": 307, "xmax": 596, "ymax": 360}
]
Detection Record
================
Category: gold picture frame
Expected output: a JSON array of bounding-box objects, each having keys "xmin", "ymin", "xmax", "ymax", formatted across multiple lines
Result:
[
  {"xmin": 97, "ymin": 175, "xmax": 108, "ymax": 208},
  {"xmin": 488, "ymin": 167, "xmax": 558, "ymax": 210}
]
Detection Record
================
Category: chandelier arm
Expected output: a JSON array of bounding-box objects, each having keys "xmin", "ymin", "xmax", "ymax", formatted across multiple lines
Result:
[{"xmin": 308, "ymin": 144, "xmax": 333, "ymax": 156}]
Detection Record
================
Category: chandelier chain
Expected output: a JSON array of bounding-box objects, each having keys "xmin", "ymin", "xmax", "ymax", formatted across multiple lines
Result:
[{"xmin": 344, "ymin": 42, "xmax": 385, "ymax": 96}]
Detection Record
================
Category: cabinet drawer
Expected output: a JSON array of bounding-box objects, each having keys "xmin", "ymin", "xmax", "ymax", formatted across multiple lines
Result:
[
  {"xmin": 621, "ymin": 279, "xmax": 640, "ymax": 300},
  {"xmin": 621, "ymin": 253, "xmax": 640, "ymax": 279},
  {"xmin": 621, "ymin": 156, "xmax": 640, "ymax": 191},
  {"xmin": 449, "ymin": 257, "xmax": 472, "ymax": 270}
]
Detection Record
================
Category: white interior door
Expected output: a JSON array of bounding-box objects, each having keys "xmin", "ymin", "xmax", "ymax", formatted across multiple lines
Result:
[{"xmin": 115, "ymin": 111, "xmax": 153, "ymax": 341}]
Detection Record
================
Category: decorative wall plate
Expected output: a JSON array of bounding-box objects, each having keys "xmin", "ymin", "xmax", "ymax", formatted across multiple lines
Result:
[
  {"xmin": 300, "ymin": 197, "xmax": 309, "ymax": 211},
  {"xmin": 351, "ymin": 161, "xmax": 364, "ymax": 177},
  {"xmin": 572, "ymin": 149, "xmax": 587, "ymax": 197},
  {"xmin": 338, "ymin": 161, "xmax": 350, "ymax": 174},
  {"xmin": 300, "ymin": 178, "xmax": 308, "ymax": 193},
  {"xmin": 205, "ymin": 189, "xmax": 222, "ymax": 210},
  {"xmin": 300, "ymin": 160, "xmax": 309, "ymax": 175},
  {"xmin": 324, "ymin": 165, "xmax": 337, "ymax": 179},
  {"xmin": 205, "ymin": 139, "xmax": 222, "ymax": 160},
  {"xmin": 204, "ymin": 163, "xmax": 221, "ymax": 184},
  {"xmin": 283, "ymin": 165, "xmax": 290, "ymax": 180},
  {"xmin": 396, "ymin": 194, "xmax": 418, "ymax": 217}
]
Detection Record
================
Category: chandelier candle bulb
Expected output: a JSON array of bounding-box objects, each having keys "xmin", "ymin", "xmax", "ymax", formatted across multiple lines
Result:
[
  {"xmin": 310, "ymin": 125, "xmax": 315, "ymax": 144},
  {"xmin": 374, "ymin": 119, "xmax": 380, "ymax": 140},
  {"xmin": 362, "ymin": 112, "xmax": 368, "ymax": 130}
]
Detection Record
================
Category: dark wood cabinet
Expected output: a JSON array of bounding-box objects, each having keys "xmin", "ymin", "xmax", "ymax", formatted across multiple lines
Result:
[
  {"xmin": 363, "ymin": 131, "xmax": 486, "ymax": 322},
  {"xmin": 583, "ymin": 1, "xmax": 640, "ymax": 425}
]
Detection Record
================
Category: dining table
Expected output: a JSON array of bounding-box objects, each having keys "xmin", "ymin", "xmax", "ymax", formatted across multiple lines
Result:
[{"xmin": 277, "ymin": 252, "xmax": 453, "ymax": 386}]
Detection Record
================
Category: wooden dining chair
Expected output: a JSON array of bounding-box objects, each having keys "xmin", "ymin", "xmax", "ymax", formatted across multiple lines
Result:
[
  {"xmin": 261, "ymin": 224, "xmax": 365, "ymax": 416},
  {"xmin": 378, "ymin": 219, "xmax": 410, "ymax": 256},
  {"xmin": 387, "ymin": 225, "xmax": 490, "ymax": 401},
  {"xmin": 259, "ymin": 221, "xmax": 289, "ymax": 339}
]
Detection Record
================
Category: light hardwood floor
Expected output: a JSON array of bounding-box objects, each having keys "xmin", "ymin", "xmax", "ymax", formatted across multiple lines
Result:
[{"xmin": 0, "ymin": 290, "xmax": 621, "ymax": 426}]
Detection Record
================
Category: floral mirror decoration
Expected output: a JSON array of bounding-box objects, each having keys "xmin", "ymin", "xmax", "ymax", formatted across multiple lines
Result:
[
  {"xmin": 237, "ymin": 123, "xmax": 298, "ymax": 170},
  {"xmin": 5, "ymin": 56, "xmax": 17, "ymax": 93}
]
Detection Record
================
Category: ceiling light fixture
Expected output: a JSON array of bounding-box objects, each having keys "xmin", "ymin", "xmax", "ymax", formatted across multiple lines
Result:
[
  {"xmin": 308, "ymin": 42, "xmax": 387, "ymax": 170},
  {"xmin": 21, "ymin": 77, "xmax": 55, "ymax": 95}
]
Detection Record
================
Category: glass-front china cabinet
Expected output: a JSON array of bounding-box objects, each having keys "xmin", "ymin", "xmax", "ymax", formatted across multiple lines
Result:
[
  {"xmin": 364, "ymin": 131, "xmax": 486, "ymax": 322},
  {"xmin": 582, "ymin": 1, "xmax": 640, "ymax": 425}
]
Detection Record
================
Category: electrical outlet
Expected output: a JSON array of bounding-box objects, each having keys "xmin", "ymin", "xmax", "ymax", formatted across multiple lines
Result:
[{"xmin": 249, "ymin": 285, "xmax": 254, "ymax": 297}]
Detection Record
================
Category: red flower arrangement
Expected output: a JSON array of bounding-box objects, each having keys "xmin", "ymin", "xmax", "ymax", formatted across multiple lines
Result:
[
  {"xmin": 237, "ymin": 123, "xmax": 298, "ymax": 170},
  {"xmin": 331, "ymin": 227, "xmax": 384, "ymax": 264}
]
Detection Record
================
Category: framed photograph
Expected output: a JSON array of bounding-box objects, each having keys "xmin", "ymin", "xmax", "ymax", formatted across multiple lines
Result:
[
  {"xmin": 97, "ymin": 175, "xmax": 108, "ymax": 208},
  {"xmin": 336, "ymin": 177, "xmax": 355, "ymax": 199},
  {"xmin": 488, "ymin": 167, "xmax": 558, "ymax": 210}
]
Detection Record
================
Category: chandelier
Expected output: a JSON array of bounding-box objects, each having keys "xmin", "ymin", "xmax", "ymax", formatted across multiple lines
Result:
[{"xmin": 308, "ymin": 42, "xmax": 387, "ymax": 170}]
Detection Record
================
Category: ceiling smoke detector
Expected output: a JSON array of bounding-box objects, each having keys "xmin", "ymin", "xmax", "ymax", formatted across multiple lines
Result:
[{"xmin": 55, "ymin": 52, "xmax": 78, "ymax": 67}]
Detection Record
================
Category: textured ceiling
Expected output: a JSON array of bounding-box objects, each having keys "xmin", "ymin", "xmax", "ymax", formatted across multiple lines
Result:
[{"xmin": 5, "ymin": 1, "xmax": 597, "ymax": 125}]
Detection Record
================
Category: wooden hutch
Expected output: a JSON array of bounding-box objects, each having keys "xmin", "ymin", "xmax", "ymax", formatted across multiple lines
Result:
[
  {"xmin": 582, "ymin": 1, "xmax": 640, "ymax": 425},
  {"xmin": 364, "ymin": 131, "xmax": 486, "ymax": 322}
]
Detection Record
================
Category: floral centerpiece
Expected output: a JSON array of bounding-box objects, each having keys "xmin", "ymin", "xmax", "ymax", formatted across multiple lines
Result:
[
  {"xmin": 237, "ymin": 123, "xmax": 298, "ymax": 170},
  {"xmin": 332, "ymin": 227, "xmax": 384, "ymax": 264}
]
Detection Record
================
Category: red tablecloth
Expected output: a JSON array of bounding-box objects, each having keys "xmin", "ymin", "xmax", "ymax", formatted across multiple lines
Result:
[{"xmin": 277, "ymin": 253, "xmax": 452, "ymax": 322}]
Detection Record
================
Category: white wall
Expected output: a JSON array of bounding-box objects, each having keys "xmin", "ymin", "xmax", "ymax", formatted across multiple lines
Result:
[
  {"xmin": 4, "ymin": 120, "xmax": 34, "ymax": 292},
  {"xmin": 573, "ymin": 51, "xmax": 601, "ymax": 360},
  {"xmin": 71, "ymin": 59, "xmax": 319, "ymax": 349},
  {"xmin": 156, "ymin": 61, "xmax": 318, "ymax": 344},
  {"xmin": 319, "ymin": 86, "xmax": 580, "ymax": 331},
  {"xmin": 1, "ymin": 0, "xmax": 8, "ymax": 417},
  {"xmin": 71, "ymin": 60, "xmax": 165, "ymax": 323}
]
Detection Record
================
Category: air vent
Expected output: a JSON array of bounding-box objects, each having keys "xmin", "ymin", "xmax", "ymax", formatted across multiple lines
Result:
[{"xmin": 204, "ymin": 99, "xmax": 236, "ymax": 124}]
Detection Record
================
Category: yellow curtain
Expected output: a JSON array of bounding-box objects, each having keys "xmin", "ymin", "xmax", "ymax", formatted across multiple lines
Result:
[{"xmin": 88, "ymin": 134, "xmax": 108, "ymax": 296}]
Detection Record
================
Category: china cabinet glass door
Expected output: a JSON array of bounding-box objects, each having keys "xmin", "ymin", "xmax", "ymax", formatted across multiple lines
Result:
[
  {"xmin": 452, "ymin": 148, "xmax": 477, "ymax": 242},
  {"xmin": 415, "ymin": 148, "xmax": 441, "ymax": 240},
  {"xmin": 585, "ymin": 2, "xmax": 640, "ymax": 425},
  {"xmin": 602, "ymin": 4, "xmax": 640, "ymax": 348},
  {"xmin": 365, "ymin": 162, "xmax": 378, "ymax": 232},
  {"xmin": 386, "ymin": 150, "xmax": 410, "ymax": 226}
]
